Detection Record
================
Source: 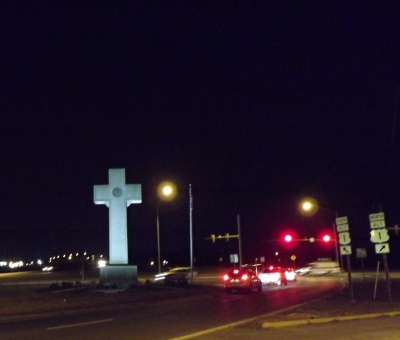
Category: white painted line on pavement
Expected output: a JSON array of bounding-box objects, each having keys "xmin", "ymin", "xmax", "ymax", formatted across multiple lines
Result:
[{"xmin": 47, "ymin": 318, "xmax": 113, "ymax": 330}]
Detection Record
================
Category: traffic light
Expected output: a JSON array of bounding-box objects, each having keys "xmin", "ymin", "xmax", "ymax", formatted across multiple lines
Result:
[
  {"xmin": 284, "ymin": 234, "xmax": 293, "ymax": 242},
  {"xmin": 322, "ymin": 235, "xmax": 331, "ymax": 242},
  {"xmin": 211, "ymin": 234, "xmax": 215, "ymax": 243}
]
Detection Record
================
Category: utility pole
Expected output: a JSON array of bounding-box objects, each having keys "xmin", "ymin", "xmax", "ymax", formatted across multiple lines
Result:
[
  {"xmin": 237, "ymin": 214, "xmax": 243, "ymax": 269},
  {"xmin": 205, "ymin": 214, "xmax": 243, "ymax": 269}
]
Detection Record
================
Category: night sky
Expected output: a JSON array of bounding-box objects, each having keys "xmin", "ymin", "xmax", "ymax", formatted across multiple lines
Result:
[{"xmin": 2, "ymin": 2, "xmax": 400, "ymax": 269}]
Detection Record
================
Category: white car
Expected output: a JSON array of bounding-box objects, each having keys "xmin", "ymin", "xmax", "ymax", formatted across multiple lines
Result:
[
  {"xmin": 154, "ymin": 267, "xmax": 197, "ymax": 285},
  {"xmin": 295, "ymin": 262, "xmax": 340, "ymax": 275},
  {"xmin": 258, "ymin": 266, "xmax": 287, "ymax": 286},
  {"xmin": 284, "ymin": 268, "xmax": 297, "ymax": 281}
]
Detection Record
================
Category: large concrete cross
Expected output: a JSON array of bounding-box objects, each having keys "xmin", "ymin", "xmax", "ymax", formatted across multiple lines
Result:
[{"xmin": 94, "ymin": 169, "xmax": 142, "ymax": 265}]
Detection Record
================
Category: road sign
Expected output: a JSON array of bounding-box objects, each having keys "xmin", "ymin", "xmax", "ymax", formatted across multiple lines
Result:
[
  {"xmin": 337, "ymin": 224, "xmax": 349, "ymax": 232},
  {"xmin": 356, "ymin": 248, "xmax": 367, "ymax": 258},
  {"xmin": 370, "ymin": 229, "xmax": 390, "ymax": 243},
  {"xmin": 338, "ymin": 232, "xmax": 351, "ymax": 245},
  {"xmin": 370, "ymin": 220, "xmax": 386, "ymax": 229},
  {"xmin": 369, "ymin": 212, "xmax": 385, "ymax": 222},
  {"xmin": 375, "ymin": 243, "xmax": 390, "ymax": 254},
  {"xmin": 336, "ymin": 216, "xmax": 348, "ymax": 225},
  {"xmin": 340, "ymin": 245, "xmax": 352, "ymax": 255},
  {"xmin": 230, "ymin": 254, "xmax": 238, "ymax": 263},
  {"xmin": 356, "ymin": 248, "xmax": 367, "ymax": 259}
]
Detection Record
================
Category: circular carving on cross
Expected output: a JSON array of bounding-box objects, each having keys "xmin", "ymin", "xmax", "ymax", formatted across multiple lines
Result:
[{"xmin": 112, "ymin": 187, "xmax": 123, "ymax": 197}]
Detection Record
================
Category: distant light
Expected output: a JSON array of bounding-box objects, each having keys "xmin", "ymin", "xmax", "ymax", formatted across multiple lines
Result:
[
  {"xmin": 98, "ymin": 260, "xmax": 107, "ymax": 268},
  {"xmin": 284, "ymin": 235, "xmax": 293, "ymax": 242},
  {"xmin": 323, "ymin": 235, "xmax": 331, "ymax": 242},
  {"xmin": 157, "ymin": 181, "xmax": 177, "ymax": 201},
  {"xmin": 299, "ymin": 198, "xmax": 318, "ymax": 216},
  {"xmin": 9, "ymin": 261, "xmax": 23, "ymax": 268},
  {"xmin": 162, "ymin": 185, "xmax": 173, "ymax": 196}
]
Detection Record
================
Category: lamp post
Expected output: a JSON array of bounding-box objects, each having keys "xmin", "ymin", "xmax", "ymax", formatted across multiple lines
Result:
[
  {"xmin": 189, "ymin": 184, "xmax": 194, "ymax": 284},
  {"xmin": 156, "ymin": 205, "xmax": 161, "ymax": 274},
  {"xmin": 299, "ymin": 198, "xmax": 340, "ymax": 268},
  {"xmin": 300, "ymin": 198, "xmax": 355, "ymax": 302},
  {"xmin": 156, "ymin": 182, "xmax": 176, "ymax": 274}
]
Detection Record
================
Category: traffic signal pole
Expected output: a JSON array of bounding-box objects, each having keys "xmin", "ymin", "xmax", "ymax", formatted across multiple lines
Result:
[
  {"xmin": 205, "ymin": 214, "xmax": 243, "ymax": 269},
  {"xmin": 237, "ymin": 214, "xmax": 243, "ymax": 269}
]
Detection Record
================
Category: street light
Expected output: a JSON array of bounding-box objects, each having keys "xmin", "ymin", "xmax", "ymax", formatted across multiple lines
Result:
[
  {"xmin": 156, "ymin": 181, "xmax": 177, "ymax": 274},
  {"xmin": 299, "ymin": 198, "xmax": 340, "ymax": 267}
]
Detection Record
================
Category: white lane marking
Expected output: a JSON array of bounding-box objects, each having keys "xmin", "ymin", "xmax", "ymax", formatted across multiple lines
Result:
[{"xmin": 47, "ymin": 318, "xmax": 113, "ymax": 330}]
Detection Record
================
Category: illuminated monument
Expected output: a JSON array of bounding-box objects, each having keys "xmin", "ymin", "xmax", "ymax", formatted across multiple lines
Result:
[{"xmin": 94, "ymin": 168, "xmax": 142, "ymax": 288}]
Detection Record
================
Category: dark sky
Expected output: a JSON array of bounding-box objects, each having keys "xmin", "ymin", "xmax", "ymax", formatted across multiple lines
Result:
[{"xmin": 2, "ymin": 2, "xmax": 400, "ymax": 268}]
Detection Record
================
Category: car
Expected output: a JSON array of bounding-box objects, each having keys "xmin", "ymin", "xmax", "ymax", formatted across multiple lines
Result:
[
  {"xmin": 223, "ymin": 268, "xmax": 262, "ymax": 293},
  {"xmin": 295, "ymin": 265, "xmax": 312, "ymax": 275},
  {"xmin": 154, "ymin": 267, "xmax": 196, "ymax": 286},
  {"xmin": 284, "ymin": 268, "xmax": 297, "ymax": 282},
  {"xmin": 295, "ymin": 261, "xmax": 340, "ymax": 275},
  {"xmin": 258, "ymin": 266, "xmax": 287, "ymax": 286}
]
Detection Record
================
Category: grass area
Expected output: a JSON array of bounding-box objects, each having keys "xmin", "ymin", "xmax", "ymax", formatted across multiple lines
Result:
[{"xmin": 273, "ymin": 277, "xmax": 400, "ymax": 321}]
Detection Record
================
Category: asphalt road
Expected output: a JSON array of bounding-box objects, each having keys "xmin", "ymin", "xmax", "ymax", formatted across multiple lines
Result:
[{"xmin": 0, "ymin": 270, "xmax": 343, "ymax": 339}]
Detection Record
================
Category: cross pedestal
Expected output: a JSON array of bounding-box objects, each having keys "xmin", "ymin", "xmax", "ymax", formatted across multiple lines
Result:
[{"xmin": 94, "ymin": 168, "xmax": 142, "ymax": 289}]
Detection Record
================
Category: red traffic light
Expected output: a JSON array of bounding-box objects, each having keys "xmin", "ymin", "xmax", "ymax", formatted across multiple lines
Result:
[
  {"xmin": 322, "ymin": 235, "xmax": 331, "ymax": 242},
  {"xmin": 284, "ymin": 234, "xmax": 293, "ymax": 242}
]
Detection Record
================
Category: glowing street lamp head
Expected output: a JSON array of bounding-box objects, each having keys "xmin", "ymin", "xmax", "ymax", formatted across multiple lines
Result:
[
  {"xmin": 162, "ymin": 185, "xmax": 173, "ymax": 196},
  {"xmin": 157, "ymin": 181, "xmax": 177, "ymax": 201},
  {"xmin": 302, "ymin": 201, "xmax": 313, "ymax": 211},
  {"xmin": 299, "ymin": 197, "xmax": 318, "ymax": 216}
]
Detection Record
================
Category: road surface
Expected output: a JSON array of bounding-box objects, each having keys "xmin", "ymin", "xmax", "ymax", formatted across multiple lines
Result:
[{"xmin": 0, "ymin": 272, "xmax": 342, "ymax": 339}]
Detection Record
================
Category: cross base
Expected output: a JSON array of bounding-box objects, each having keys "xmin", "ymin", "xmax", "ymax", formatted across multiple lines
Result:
[{"xmin": 99, "ymin": 265, "xmax": 138, "ymax": 290}]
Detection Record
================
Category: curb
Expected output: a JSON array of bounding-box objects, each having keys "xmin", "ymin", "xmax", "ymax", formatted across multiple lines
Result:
[{"xmin": 262, "ymin": 311, "xmax": 400, "ymax": 328}]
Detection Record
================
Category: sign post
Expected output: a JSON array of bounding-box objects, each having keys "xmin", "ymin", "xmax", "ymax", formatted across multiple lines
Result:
[
  {"xmin": 369, "ymin": 212, "xmax": 392, "ymax": 302},
  {"xmin": 336, "ymin": 216, "xmax": 355, "ymax": 302},
  {"xmin": 356, "ymin": 248, "xmax": 367, "ymax": 280}
]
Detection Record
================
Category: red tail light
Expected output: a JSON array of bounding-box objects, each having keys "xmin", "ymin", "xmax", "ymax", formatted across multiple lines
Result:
[
  {"xmin": 223, "ymin": 274, "xmax": 229, "ymax": 281},
  {"xmin": 241, "ymin": 274, "xmax": 248, "ymax": 280}
]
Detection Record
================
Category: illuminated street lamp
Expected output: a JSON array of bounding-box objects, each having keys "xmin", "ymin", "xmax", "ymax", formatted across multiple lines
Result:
[
  {"xmin": 156, "ymin": 181, "xmax": 177, "ymax": 273},
  {"xmin": 298, "ymin": 197, "xmax": 318, "ymax": 217},
  {"xmin": 299, "ymin": 198, "xmax": 340, "ymax": 267}
]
